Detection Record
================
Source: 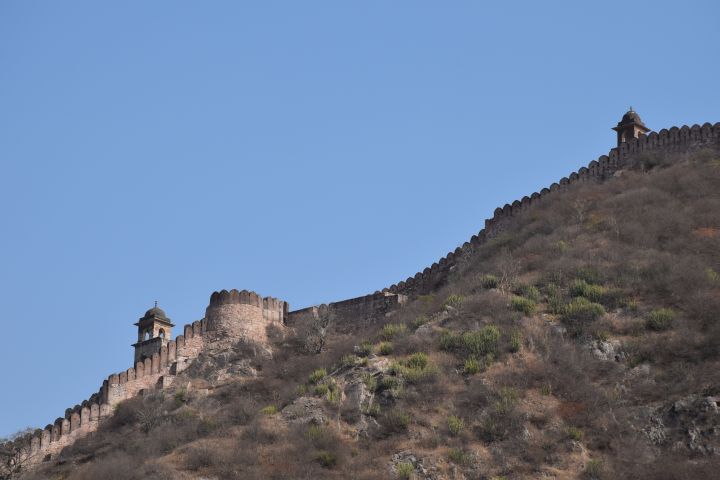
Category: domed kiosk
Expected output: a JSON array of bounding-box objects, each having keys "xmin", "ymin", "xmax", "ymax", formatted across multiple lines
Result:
[
  {"xmin": 132, "ymin": 302, "xmax": 175, "ymax": 363},
  {"xmin": 612, "ymin": 108, "xmax": 651, "ymax": 147}
]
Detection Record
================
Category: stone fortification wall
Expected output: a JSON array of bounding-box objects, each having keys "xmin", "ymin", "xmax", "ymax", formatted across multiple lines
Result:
[
  {"xmin": 288, "ymin": 291, "xmax": 407, "ymax": 333},
  {"xmin": 383, "ymin": 122, "xmax": 720, "ymax": 297},
  {"xmin": 2, "ymin": 318, "xmax": 207, "ymax": 471},
  {"xmin": 204, "ymin": 289, "xmax": 288, "ymax": 345},
  {"xmin": 3, "ymin": 289, "xmax": 289, "ymax": 473}
]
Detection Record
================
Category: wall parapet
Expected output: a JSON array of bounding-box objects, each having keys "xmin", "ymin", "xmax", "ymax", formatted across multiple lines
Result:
[
  {"xmin": 288, "ymin": 291, "xmax": 407, "ymax": 333},
  {"xmin": 383, "ymin": 122, "xmax": 720, "ymax": 297},
  {"xmin": 2, "ymin": 317, "xmax": 208, "ymax": 473}
]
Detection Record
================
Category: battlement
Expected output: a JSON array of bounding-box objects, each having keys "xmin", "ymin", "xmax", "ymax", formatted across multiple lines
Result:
[
  {"xmin": 204, "ymin": 289, "xmax": 289, "ymax": 343},
  {"xmin": 382, "ymin": 121, "xmax": 720, "ymax": 297},
  {"xmin": 2, "ymin": 289, "xmax": 290, "ymax": 472},
  {"xmin": 2, "ymin": 315, "xmax": 208, "ymax": 471},
  {"xmin": 288, "ymin": 291, "xmax": 407, "ymax": 334},
  {"xmin": 5, "ymin": 118, "xmax": 720, "ymax": 477}
]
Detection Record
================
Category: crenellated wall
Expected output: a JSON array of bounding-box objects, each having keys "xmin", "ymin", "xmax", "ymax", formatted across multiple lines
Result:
[
  {"xmin": 204, "ymin": 289, "xmax": 288, "ymax": 344},
  {"xmin": 4, "ymin": 121, "xmax": 719, "ymax": 477},
  {"xmin": 380, "ymin": 122, "xmax": 720, "ymax": 297},
  {"xmin": 287, "ymin": 291, "xmax": 407, "ymax": 333},
  {"xmin": 2, "ymin": 289, "xmax": 288, "ymax": 473},
  {"xmin": 2, "ymin": 316, "xmax": 207, "ymax": 471}
]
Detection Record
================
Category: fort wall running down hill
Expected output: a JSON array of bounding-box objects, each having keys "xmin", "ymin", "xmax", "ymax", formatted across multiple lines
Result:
[
  {"xmin": 381, "ymin": 122, "xmax": 720, "ymax": 298},
  {"xmin": 2, "ymin": 290, "xmax": 285, "ymax": 472},
  {"xmin": 3, "ymin": 120, "xmax": 719, "ymax": 476}
]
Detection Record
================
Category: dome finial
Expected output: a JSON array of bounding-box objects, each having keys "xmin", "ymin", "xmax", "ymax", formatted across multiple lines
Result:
[
  {"xmin": 629, "ymin": 106, "xmax": 633, "ymax": 112},
  {"xmin": 154, "ymin": 300, "xmax": 158, "ymax": 308}
]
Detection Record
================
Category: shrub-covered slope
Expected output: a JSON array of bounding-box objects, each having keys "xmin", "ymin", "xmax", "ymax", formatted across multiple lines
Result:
[{"xmin": 14, "ymin": 148, "xmax": 720, "ymax": 479}]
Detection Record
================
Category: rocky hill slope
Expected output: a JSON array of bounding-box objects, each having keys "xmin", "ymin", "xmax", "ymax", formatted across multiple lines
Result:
[{"xmin": 5, "ymin": 145, "xmax": 720, "ymax": 480}]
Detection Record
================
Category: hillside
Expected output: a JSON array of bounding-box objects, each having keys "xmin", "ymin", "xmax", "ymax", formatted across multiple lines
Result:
[{"xmin": 4, "ymin": 137, "xmax": 720, "ymax": 479}]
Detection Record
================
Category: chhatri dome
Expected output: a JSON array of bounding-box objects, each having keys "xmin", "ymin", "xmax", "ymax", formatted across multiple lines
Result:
[{"xmin": 612, "ymin": 107, "xmax": 651, "ymax": 147}]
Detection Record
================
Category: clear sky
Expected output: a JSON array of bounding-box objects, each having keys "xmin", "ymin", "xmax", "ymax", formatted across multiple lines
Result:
[{"xmin": 1, "ymin": 1, "xmax": 718, "ymax": 437}]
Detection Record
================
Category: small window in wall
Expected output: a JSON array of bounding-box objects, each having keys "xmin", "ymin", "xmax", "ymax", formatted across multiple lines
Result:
[
  {"xmin": 159, "ymin": 329, "xmax": 165, "ymax": 339},
  {"xmin": 144, "ymin": 331, "xmax": 150, "ymax": 341}
]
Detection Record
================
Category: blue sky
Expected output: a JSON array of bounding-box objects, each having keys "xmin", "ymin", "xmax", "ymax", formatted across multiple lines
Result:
[{"xmin": 1, "ymin": 1, "xmax": 718, "ymax": 436}]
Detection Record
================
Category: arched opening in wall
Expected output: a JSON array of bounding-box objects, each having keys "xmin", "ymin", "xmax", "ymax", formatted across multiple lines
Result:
[
  {"xmin": 144, "ymin": 331, "xmax": 150, "ymax": 341},
  {"xmin": 159, "ymin": 328, "xmax": 165, "ymax": 339}
]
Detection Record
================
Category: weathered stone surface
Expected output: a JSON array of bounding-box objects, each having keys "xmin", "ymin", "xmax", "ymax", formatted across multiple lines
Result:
[{"xmin": 281, "ymin": 397, "xmax": 326, "ymax": 425}]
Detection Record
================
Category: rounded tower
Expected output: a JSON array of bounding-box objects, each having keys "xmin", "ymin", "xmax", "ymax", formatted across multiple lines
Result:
[{"xmin": 203, "ymin": 289, "xmax": 288, "ymax": 346}]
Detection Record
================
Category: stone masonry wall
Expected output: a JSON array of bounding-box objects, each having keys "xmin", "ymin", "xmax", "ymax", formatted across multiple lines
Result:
[
  {"xmin": 204, "ymin": 289, "xmax": 288, "ymax": 345},
  {"xmin": 382, "ymin": 122, "xmax": 720, "ymax": 297},
  {"xmin": 2, "ymin": 318, "xmax": 207, "ymax": 471},
  {"xmin": 287, "ymin": 291, "xmax": 407, "ymax": 334},
  {"xmin": 5, "ymin": 121, "xmax": 719, "ymax": 476},
  {"xmin": 3, "ymin": 289, "xmax": 288, "ymax": 473}
]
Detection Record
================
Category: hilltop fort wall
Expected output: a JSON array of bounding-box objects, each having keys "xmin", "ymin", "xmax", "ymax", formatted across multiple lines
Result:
[
  {"xmin": 382, "ymin": 122, "xmax": 720, "ymax": 297},
  {"xmin": 205, "ymin": 289, "xmax": 288, "ymax": 345},
  {"xmin": 4, "ymin": 290, "xmax": 286, "ymax": 472},
  {"xmin": 287, "ymin": 291, "xmax": 407, "ymax": 334},
  {"xmin": 4, "ymin": 120, "xmax": 720, "ymax": 476}
]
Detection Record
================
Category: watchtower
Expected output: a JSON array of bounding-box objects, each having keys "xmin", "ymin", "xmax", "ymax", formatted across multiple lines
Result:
[
  {"xmin": 132, "ymin": 303, "xmax": 174, "ymax": 363},
  {"xmin": 612, "ymin": 108, "xmax": 650, "ymax": 147}
]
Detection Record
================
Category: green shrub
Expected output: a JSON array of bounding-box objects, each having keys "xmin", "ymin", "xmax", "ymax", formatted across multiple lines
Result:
[
  {"xmin": 625, "ymin": 299, "xmax": 640, "ymax": 312},
  {"xmin": 308, "ymin": 368, "xmax": 327, "ymax": 384},
  {"xmin": 508, "ymin": 329, "xmax": 522, "ymax": 353},
  {"xmin": 296, "ymin": 384, "xmax": 308, "ymax": 396},
  {"xmin": 382, "ymin": 408, "xmax": 411, "ymax": 433},
  {"xmin": 339, "ymin": 354, "xmax": 359, "ymax": 368},
  {"xmin": 479, "ymin": 274, "xmax": 499, "ymax": 289},
  {"xmin": 440, "ymin": 326, "xmax": 500, "ymax": 358},
  {"xmin": 494, "ymin": 387, "xmax": 518, "ymax": 415},
  {"xmin": 363, "ymin": 403, "xmax": 381, "ymax": 417},
  {"xmin": 402, "ymin": 364, "xmax": 438, "ymax": 384},
  {"xmin": 381, "ymin": 323, "xmax": 407, "ymax": 340},
  {"xmin": 562, "ymin": 297, "xmax": 605, "ymax": 324},
  {"xmin": 173, "ymin": 389, "xmax": 188, "ymax": 406},
  {"xmin": 390, "ymin": 353, "xmax": 438, "ymax": 385},
  {"xmin": 545, "ymin": 283, "xmax": 564, "ymax": 314},
  {"xmin": 362, "ymin": 373, "xmax": 378, "ymax": 393},
  {"xmin": 463, "ymin": 357, "xmax": 481, "ymax": 375},
  {"xmin": 314, "ymin": 384, "xmax": 329, "ymax": 396},
  {"xmin": 447, "ymin": 448, "xmax": 472, "ymax": 466},
  {"xmin": 260, "ymin": 405, "xmax": 277, "ymax": 415},
  {"xmin": 584, "ymin": 458, "xmax": 604, "ymax": 478},
  {"xmin": 378, "ymin": 341, "xmax": 394, "ymax": 355},
  {"xmin": 412, "ymin": 314, "xmax": 430, "ymax": 330},
  {"xmin": 576, "ymin": 267, "xmax": 604, "ymax": 285},
  {"xmin": 448, "ymin": 415, "xmax": 464, "ymax": 436},
  {"xmin": 357, "ymin": 341, "xmax": 373, "ymax": 357},
  {"xmin": 396, "ymin": 462, "xmax": 414, "ymax": 479},
  {"xmin": 646, "ymin": 308, "xmax": 675, "ymax": 331},
  {"xmin": 406, "ymin": 352, "xmax": 429, "ymax": 370},
  {"xmin": 316, "ymin": 450, "xmax": 337, "ymax": 468},
  {"xmin": 570, "ymin": 279, "xmax": 625, "ymax": 308},
  {"xmin": 439, "ymin": 330, "xmax": 460, "ymax": 351},
  {"xmin": 463, "ymin": 326, "xmax": 501, "ymax": 357},
  {"xmin": 511, "ymin": 296, "xmax": 536, "ymax": 316},
  {"xmin": 570, "ymin": 279, "xmax": 602, "ymax": 300},
  {"xmin": 516, "ymin": 284, "xmax": 541, "ymax": 302},
  {"xmin": 442, "ymin": 294, "xmax": 465, "ymax": 310},
  {"xmin": 567, "ymin": 426, "xmax": 583, "ymax": 441},
  {"xmin": 379, "ymin": 376, "xmax": 400, "ymax": 391},
  {"xmin": 325, "ymin": 385, "xmax": 341, "ymax": 404}
]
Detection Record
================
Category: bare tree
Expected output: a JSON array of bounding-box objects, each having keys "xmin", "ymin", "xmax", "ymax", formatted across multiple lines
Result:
[
  {"xmin": 0, "ymin": 428, "xmax": 35, "ymax": 479},
  {"xmin": 497, "ymin": 249, "xmax": 520, "ymax": 293}
]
